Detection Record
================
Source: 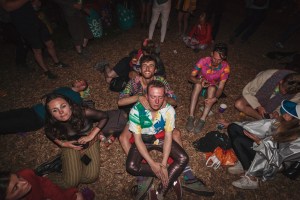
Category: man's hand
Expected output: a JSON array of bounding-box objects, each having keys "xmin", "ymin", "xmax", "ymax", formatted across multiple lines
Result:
[
  {"xmin": 272, "ymin": 111, "xmax": 280, "ymax": 119},
  {"xmin": 243, "ymin": 130, "xmax": 261, "ymax": 144},
  {"xmin": 201, "ymin": 79, "xmax": 210, "ymax": 88},
  {"xmin": 150, "ymin": 162, "xmax": 163, "ymax": 179},
  {"xmin": 139, "ymin": 95, "xmax": 151, "ymax": 110},
  {"xmin": 160, "ymin": 165, "xmax": 169, "ymax": 187},
  {"xmin": 257, "ymin": 106, "xmax": 267, "ymax": 118},
  {"xmin": 205, "ymin": 97, "xmax": 217, "ymax": 105}
]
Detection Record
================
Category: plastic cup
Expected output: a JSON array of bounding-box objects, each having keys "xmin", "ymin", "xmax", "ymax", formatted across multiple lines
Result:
[{"xmin": 219, "ymin": 103, "xmax": 227, "ymax": 113}]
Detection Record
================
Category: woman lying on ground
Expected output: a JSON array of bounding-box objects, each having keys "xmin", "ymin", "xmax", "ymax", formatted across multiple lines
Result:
[
  {"xmin": 220, "ymin": 100, "xmax": 300, "ymax": 189},
  {"xmin": 43, "ymin": 93, "xmax": 108, "ymax": 189}
]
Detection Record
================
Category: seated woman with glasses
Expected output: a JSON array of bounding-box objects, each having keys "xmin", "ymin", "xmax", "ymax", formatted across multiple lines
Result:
[{"xmin": 185, "ymin": 43, "xmax": 230, "ymax": 134}]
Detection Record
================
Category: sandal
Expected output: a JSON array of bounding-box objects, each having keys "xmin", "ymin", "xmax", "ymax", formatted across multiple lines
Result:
[{"xmin": 105, "ymin": 136, "xmax": 116, "ymax": 148}]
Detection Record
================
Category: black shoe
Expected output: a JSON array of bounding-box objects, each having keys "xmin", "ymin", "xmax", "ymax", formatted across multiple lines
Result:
[
  {"xmin": 94, "ymin": 60, "xmax": 109, "ymax": 73},
  {"xmin": 34, "ymin": 154, "xmax": 62, "ymax": 176},
  {"xmin": 282, "ymin": 161, "xmax": 300, "ymax": 180},
  {"xmin": 54, "ymin": 61, "xmax": 69, "ymax": 68},
  {"xmin": 182, "ymin": 178, "xmax": 215, "ymax": 196}
]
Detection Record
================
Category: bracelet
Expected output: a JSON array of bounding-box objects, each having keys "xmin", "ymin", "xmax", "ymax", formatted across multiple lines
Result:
[{"xmin": 60, "ymin": 141, "xmax": 65, "ymax": 147}]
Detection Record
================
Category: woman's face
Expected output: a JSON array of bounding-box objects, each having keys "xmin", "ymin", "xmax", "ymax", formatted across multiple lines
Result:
[
  {"xmin": 48, "ymin": 97, "xmax": 72, "ymax": 122},
  {"xmin": 282, "ymin": 113, "xmax": 293, "ymax": 121},
  {"xmin": 5, "ymin": 174, "xmax": 31, "ymax": 200}
]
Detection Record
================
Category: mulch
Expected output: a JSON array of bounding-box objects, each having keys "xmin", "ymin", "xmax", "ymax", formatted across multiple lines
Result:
[{"xmin": 0, "ymin": 1, "xmax": 300, "ymax": 199}]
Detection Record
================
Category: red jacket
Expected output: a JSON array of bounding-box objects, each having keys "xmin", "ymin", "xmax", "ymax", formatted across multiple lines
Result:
[
  {"xmin": 188, "ymin": 23, "xmax": 212, "ymax": 44},
  {"xmin": 17, "ymin": 169, "xmax": 78, "ymax": 200}
]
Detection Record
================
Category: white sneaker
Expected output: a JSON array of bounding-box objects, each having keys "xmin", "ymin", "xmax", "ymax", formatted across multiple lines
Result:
[
  {"xmin": 199, "ymin": 106, "xmax": 214, "ymax": 116},
  {"xmin": 232, "ymin": 175, "xmax": 259, "ymax": 189},
  {"xmin": 228, "ymin": 161, "xmax": 244, "ymax": 175}
]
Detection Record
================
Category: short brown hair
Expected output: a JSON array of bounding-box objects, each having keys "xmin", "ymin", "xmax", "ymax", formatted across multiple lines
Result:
[
  {"xmin": 282, "ymin": 73, "xmax": 300, "ymax": 94},
  {"xmin": 147, "ymin": 80, "xmax": 165, "ymax": 94}
]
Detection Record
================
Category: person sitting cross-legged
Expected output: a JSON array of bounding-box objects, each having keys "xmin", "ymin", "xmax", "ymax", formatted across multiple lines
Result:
[{"xmin": 119, "ymin": 56, "xmax": 214, "ymax": 199}]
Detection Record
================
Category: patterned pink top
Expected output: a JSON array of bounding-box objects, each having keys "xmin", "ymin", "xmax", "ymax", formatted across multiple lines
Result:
[{"xmin": 191, "ymin": 57, "xmax": 230, "ymax": 86}]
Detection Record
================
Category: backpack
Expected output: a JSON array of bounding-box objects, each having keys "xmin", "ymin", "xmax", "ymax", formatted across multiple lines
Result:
[{"xmin": 109, "ymin": 76, "xmax": 129, "ymax": 92}]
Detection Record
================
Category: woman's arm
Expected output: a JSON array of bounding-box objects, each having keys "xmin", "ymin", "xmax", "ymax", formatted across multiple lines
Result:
[
  {"xmin": 78, "ymin": 108, "xmax": 108, "ymax": 143},
  {"xmin": 53, "ymin": 138, "xmax": 83, "ymax": 150}
]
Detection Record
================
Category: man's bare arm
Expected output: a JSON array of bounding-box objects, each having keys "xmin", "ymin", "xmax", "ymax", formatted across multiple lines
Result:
[{"xmin": 118, "ymin": 95, "xmax": 139, "ymax": 107}]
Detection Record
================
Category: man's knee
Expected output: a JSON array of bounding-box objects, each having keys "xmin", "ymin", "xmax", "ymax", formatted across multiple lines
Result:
[
  {"xmin": 106, "ymin": 69, "xmax": 117, "ymax": 79},
  {"xmin": 126, "ymin": 159, "xmax": 139, "ymax": 176},
  {"xmin": 235, "ymin": 97, "xmax": 246, "ymax": 110},
  {"xmin": 179, "ymin": 151, "xmax": 189, "ymax": 167},
  {"xmin": 193, "ymin": 83, "xmax": 202, "ymax": 92}
]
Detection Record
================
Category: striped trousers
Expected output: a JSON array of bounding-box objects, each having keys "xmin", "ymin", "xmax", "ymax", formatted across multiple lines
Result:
[{"xmin": 48, "ymin": 141, "xmax": 100, "ymax": 189}]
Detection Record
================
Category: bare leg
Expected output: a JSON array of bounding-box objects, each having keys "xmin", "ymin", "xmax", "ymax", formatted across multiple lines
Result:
[
  {"xmin": 235, "ymin": 96, "xmax": 262, "ymax": 119},
  {"xmin": 75, "ymin": 45, "xmax": 82, "ymax": 54},
  {"xmin": 32, "ymin": 48, "xmax": 48, "ymax": 72},
  {"xmin": 104, "ymin": 66, "xmax": 118, "ymax": 84},
  {"xmin": 183, "ymin": 12, "xmax": 190, "ymax": 35},
  {"xmin": 44, "ymin": 40, "xmax": 59, "ymax": 63},
  {"xmin": 200, "ymin": 86, "xmax": 216, "ymax": 121},
  {"xmin": 82, "ymin": 38, "xmax": 88, "ymax": 48},
  {"xmin": 189, "ymin": 83, "xmax": 203, "ymax": 117}
]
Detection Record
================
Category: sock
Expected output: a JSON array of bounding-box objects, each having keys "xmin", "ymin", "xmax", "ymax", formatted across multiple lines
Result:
[{"xmin": 183, "ymin": 166, "xmax": 196, "ymax": 181}]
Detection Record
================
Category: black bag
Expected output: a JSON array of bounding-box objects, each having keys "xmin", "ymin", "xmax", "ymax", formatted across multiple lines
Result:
[
  {"xmin": 141, "ymin": 134, "xmax": 156, "ymax": 144},
  {"xmin": 109, "ymin": 76, "xmax": 128, "ymax": 92},
  {"xmin": 102, "ymin": 109, "xmax": 128, "ymax": 137},
  {"xmin": 193, "ymin": 131, "xmax": 232, "ymax": 152}
]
